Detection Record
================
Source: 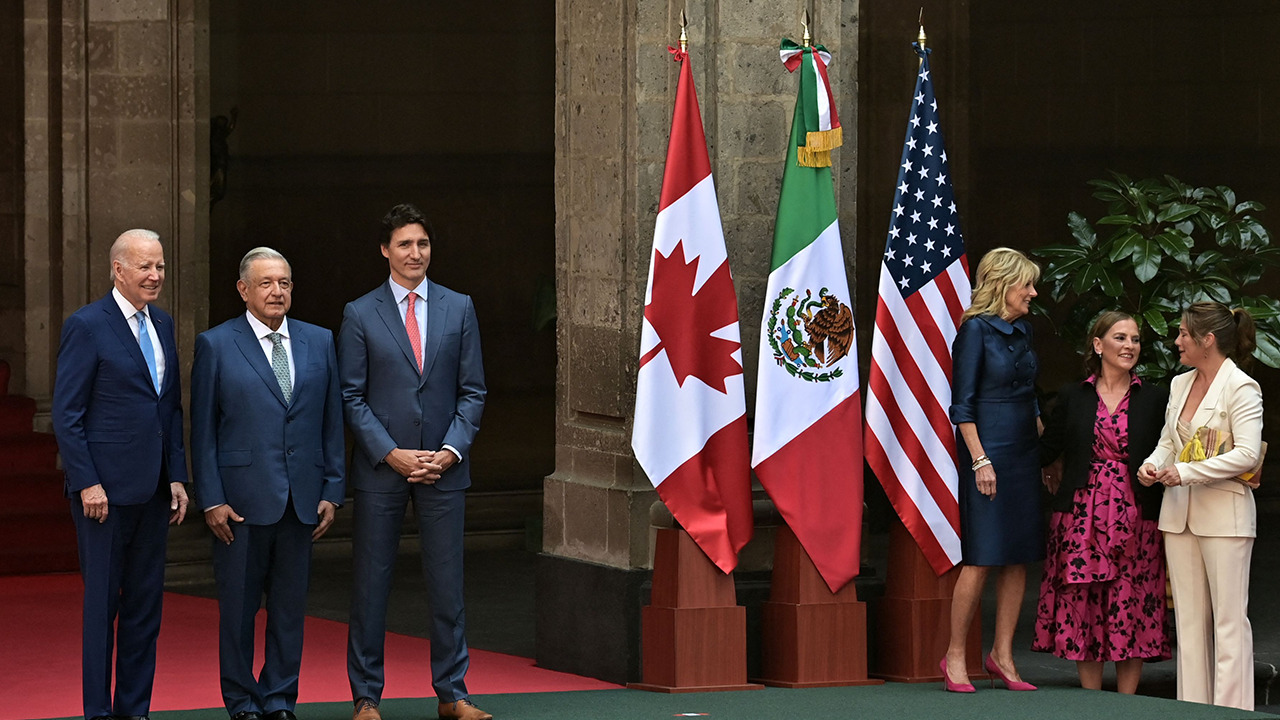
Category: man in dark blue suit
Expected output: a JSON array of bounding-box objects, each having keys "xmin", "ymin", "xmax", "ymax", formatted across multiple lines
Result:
[
  {"xmin": 52, "ymin": 229, "xmax": 190, "ymax": 720},
  {"xmin": 191, "ymin": 247, "xmax": 345, "ymax": 720},
  {"xmin": 340, "ymin": 204, "xmax": 489, "ymax": 720}
]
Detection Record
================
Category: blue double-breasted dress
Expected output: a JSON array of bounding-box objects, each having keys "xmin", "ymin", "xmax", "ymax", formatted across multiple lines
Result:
[{"xmin": 949, "ymin": 313, "xmax": 1044, "ymax": 566}]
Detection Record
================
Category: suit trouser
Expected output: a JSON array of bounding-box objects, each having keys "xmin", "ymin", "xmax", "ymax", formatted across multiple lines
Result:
[
  {"xmin": 348, "ymin": 484, "xmax": 468, "ymax": 703},
  {"xmin": 1165, "ymin": 529, "xmax": 1254, "ymax": 711},
  {"xmin": 71, "ymin": 483, "xmax": 169, "ymax": 720},
  {"xmin": 212, "ymin": 509, "xmax": 314, "ymax": 715}
]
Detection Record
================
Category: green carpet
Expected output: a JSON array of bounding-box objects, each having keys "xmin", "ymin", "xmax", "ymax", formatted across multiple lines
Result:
[{"xmin": 65, "ymin": 685, "xmax": 1279, "ymax": 720}]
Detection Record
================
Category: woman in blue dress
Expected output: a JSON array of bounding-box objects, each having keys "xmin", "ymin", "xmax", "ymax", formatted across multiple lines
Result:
[{"xmin": 941, "ymin": 247, "xmax": 1044, "ymax": 693}]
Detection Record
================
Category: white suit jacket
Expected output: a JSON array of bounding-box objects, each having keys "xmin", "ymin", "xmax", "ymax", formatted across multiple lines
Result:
[{"xmin": 1144, "ymin": 357, "xmax": 1262, "ymax": 537}]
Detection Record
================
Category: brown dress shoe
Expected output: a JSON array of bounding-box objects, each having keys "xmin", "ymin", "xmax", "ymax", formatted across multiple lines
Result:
[
  {"xmin": 352, "ymin": 698, "xmax": 382, "ymax": 720},
  {"xmin": 437, "ymin": 699, "xmax": 493, "ymax": 720}
]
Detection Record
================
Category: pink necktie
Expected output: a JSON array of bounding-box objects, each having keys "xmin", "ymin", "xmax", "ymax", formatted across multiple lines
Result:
[{"xmin": 405, "ymin": 292, "xmax": 423, "ymax": 373}]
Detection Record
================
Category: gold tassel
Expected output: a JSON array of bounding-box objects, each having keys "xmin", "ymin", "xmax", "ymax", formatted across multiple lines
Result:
[
  {"xmin": 1178, "ymin": 431, "xmax": 1207, "ymax": 463},
  {"xmin": 805, "ymin": 126, "xmax": 843, "ymax": 152},
  {"xmin": 796, "ymin": 145, "xmax": 832, "ymax": 168}
]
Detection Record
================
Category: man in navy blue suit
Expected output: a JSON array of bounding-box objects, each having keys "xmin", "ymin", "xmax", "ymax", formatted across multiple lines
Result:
[
  {"xmin": 191, "ymin": 247, "xmax": 345, "ymax": 720},
  {"xmin": 340, "ymin": 204, "xmax": 489, "ymax": 720},
  {"xmin": 52, "ymin": 229, "xmax": 190, "ymax": 720}
]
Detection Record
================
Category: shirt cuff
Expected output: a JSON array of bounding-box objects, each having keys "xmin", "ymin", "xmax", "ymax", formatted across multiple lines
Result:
[{"xmin": 442, "ymin": 444, "xmax": 462, "ymax": 462}]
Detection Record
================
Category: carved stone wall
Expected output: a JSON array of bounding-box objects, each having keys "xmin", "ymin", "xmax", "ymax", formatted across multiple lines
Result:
[
  {"xmin": 21, "ymin": 0, "xmax": 208, "ymax": 416},
  {"xmin": 542, "ymin": 0, "xmax": 859, "ymax": 683}
]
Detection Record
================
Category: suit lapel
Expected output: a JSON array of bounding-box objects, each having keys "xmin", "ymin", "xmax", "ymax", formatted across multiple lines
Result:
[
  {"xmin": 419, "ymin": 282, "xmax": 448, "ymax": 386},
  {"xmin": 1191, "ymin": 358, "xmax": 1236, "ymax": 428},
  {"xmin": 232, "ymin": 316, "xmax": 289, "ymax": 408},
  {"xmin": 151, "ymin": 306, "xmax": 178, "ymax": 397},
  {"xmin": 290, "ymin": 325, "xmax": 310, "ymax": 402},
  {"xmin": 374, "ymin": 281, "xmax": 421, "ymax": 374},
  {"xmin": 101, "ymin": 296, "xmax": 155, "ymax": 395}
]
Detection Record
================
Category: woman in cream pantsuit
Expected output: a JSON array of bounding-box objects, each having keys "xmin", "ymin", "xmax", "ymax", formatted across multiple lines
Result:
[{"xmin": 1139, "ymin": 302, "xmax": 1263, "ymax": 711}]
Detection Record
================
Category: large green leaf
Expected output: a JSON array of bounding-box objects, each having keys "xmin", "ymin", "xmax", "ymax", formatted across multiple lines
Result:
[
  {"xmin": 1131, "ymin": 239, "xmax": 1161, "ymax": 282},
  {"xmin": 1217, "ymin": 186, "xmax": 1237, "ymax": 210},
  {"xmin": 1035, "ymin": 245, "xmax": 1090, "ymax": 259},
  {"xmin": 1217, "ymin": 223, "xmax": 1244, "ymax": 248},
  {"xmin": 1108, "ymin": 229, "xmax": 1143, "ymax": 262},
  {"xmin": 1098, "ymin": 266, "xmax": 1123, "ymax": 297},
  {"xmin": 1097, "ymin": 214, "xmax": 1138, "ymax": 226},
  {"xmin": 1246, "ymin": 220, "xmax": 1271, "ymax": 246},
  {"xmin": 1066, "ymin": 211, "xmax": 1096, "ymax": 247},
  {"xmin": 1132, "ymin": 189, "xmax": 1155, "ymax": 224},
  {"xmin": 1143, "ymin": 308, "xmax": 1169, "ymax": 336},
  {"xmin": 1252, "ymin": 332, "xmax": 1280, "ymax": 369},
  {"xmin": 1200, "ymin": 272, "xmax": 1240, "ymax": 289},
  {"xmin": 1156, "ymin": 203, "xmax": 1199, "ymax": 223},
  {"xmin": 1235, "ymin": 200, "xmax": 1266, "ymax": 213},
  {"xmin": 1204, "ymin": 284, "xmax": 1233, "ymax": 304},
  {"xmin": 1153, "ymin": 230, "xmax": 1192, "ymax": 266}
]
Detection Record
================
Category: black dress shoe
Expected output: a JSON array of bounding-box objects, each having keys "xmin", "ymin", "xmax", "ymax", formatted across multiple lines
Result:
[
  {"xmin": 231, "ymin": 712, "xmax": 263, "ymax": 720},
  {"xmin": 265, "ymin": 711, "xmax": 298, "ymax": 720},
  {"xmin": 117, "ymin": 716, "xmax": 150, "ymax": 720}
]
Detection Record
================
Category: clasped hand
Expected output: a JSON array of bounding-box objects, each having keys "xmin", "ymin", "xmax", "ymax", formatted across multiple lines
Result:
[
  {"xmin": 1137, "ymin": 463, "xmax": 1182, "ymax": 487},
  {"xmin": 385, "ymin": 447, "xmax": 455, "ymax": 484}
]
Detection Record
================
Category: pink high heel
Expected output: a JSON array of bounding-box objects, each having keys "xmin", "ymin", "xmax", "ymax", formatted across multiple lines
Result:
[
  {"xmin": 984, "ymin": 654, "xmax": 1037, "ymax": 691},
  {"xmin": 940, "ymin": 658, "xmax": 975, "ymax": 693}
]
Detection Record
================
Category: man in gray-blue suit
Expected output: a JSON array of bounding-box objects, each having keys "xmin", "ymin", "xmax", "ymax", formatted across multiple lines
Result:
[
  {"xmin": 340, "ymin": 204, "xmax": 489, "ymax": 720},
  {"xmin": 191, "ymin": 247, "xmax": 345, "ymax": 720}
]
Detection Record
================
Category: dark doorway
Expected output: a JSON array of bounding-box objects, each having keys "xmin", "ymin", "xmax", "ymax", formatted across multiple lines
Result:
[{"xmin": 209, "ymin": 2, "xmax": 557, "ymax": 534}]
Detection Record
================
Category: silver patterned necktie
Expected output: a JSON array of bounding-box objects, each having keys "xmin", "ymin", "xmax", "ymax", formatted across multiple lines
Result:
[{"xmin": 268, "ymin": 332, "xmax": 291, "ymax": 404}]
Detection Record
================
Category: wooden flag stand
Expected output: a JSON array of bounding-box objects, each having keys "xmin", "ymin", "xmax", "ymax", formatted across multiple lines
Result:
[
  {"xmin": 755, "ymin": 524, "xmax": 883, "ymax": 687},
  {"xmin": 629, "ymin": 528, "xmax": 763, "ymax": 693},
  {"xmin": 870, "ymin": 517, "xmax": 985, "ymax": 682}
]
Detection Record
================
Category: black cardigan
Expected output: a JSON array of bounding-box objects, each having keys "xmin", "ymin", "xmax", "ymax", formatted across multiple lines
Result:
[{"xmin": 1039, "ymin": 378, "xmax": 1169, "ymax": 521}]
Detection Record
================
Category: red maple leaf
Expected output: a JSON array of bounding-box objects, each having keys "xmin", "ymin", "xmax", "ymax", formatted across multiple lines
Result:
[{"xmin": 640, "ymin": 240, "xmax": 743, "ymax": 392}]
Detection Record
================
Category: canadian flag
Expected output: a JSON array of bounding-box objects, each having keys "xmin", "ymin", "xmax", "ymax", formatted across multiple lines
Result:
[{"xmin": 631, "ymin": 47, "xmax": 753, "ymax": 573}]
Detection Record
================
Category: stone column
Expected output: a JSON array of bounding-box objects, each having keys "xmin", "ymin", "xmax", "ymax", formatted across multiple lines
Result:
[
  {"xmin": 541, "ymin": 0, "xmax": 858, "ymax": 684},
  {"xmin": 23, "ymin": 0, "xmax": 208, "ymax": 419}
]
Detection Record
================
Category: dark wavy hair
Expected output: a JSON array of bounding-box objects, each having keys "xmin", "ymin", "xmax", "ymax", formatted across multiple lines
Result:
[
  {"xmin": 1083, "ymin": 310, "xmax": 1136, "ymax": 377},
  {"xmin": 379, "ymin": 203, "xmax": 435, "ymax": 248},
  {"xmin": 1182, "ymin": 301, "xmax": 1257, "ymax": 369}
]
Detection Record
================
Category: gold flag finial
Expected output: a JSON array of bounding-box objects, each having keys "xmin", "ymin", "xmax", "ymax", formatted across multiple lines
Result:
[
  {"xmin": 802, "ymin": 10, "xmax": 812, "ymax": 48},
  {"xmin": 917, "ymin": 8, "xmax": 927, "ymax": 67},
  {"xmin": 679, "ymin": 8, "xmax": 688, "ymax": 51}
]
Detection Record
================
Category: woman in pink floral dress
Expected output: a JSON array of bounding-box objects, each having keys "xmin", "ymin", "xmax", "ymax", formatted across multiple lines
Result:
[{"xmin": 1033, "ymin": 311, "xmax": 1170, "ymax": 693}]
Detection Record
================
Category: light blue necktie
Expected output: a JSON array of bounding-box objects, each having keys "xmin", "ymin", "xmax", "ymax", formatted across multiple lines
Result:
[
  {"xmin": 136, "ymin": 311, "xmax": 160, "ymax": 393},
  {"xmin": 268, "ymin": 332, "xmax": 292, "ymax": 404}
]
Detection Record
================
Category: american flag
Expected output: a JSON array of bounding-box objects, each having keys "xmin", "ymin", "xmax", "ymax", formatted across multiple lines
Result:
[{"xmin": 864, "ymin": 43, "xmax": 972, "ymax": 576}]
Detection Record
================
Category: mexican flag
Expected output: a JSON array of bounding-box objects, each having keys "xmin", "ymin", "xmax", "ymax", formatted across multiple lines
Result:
[
  {"xmin": 631, "ymin": 46, "xmax": 753, "ymax": 573},
  {"xmin": 752, "ymin": 40, "xmax": 864, "ymax": 593}
]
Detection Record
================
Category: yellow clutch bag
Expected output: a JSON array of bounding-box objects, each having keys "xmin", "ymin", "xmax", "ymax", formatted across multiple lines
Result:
[{"xmin": 1178, "ymin": 427, "xmax": 1266, "ymax": 489}]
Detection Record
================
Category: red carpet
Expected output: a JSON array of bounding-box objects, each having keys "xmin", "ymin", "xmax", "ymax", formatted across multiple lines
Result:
[{"xmin": 1, "ymin": 573, "xmax": 618, "ymax": 720}]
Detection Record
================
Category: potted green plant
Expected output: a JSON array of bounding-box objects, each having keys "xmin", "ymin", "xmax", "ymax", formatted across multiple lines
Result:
[{"xmin": 1034, "ymin": 172, "xmax": 1280, "ymax": 382}]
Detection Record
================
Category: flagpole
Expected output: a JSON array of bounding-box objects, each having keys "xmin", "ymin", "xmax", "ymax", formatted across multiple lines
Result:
[
  {"xmin": 917, "ymin": 9, "xmax": 927, "ymax": 67},
  {"xmin": 679, "ymin": 8, "xmax": 688, "ymax": 51},
  {"xmin": 801, "ymin": 10, "xmax": 812, "ymax": 47}
]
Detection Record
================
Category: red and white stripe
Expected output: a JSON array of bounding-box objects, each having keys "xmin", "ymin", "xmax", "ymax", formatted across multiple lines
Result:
[
  {"xmin": 865, "ymin": 258, "xmax": 970, "ymax": 575},
  {"xmin": 631, "ymin": 50, "xmax": 753, "ymax": 574}
]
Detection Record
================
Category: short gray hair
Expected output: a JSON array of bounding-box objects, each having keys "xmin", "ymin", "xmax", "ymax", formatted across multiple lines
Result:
[
  {"xmin": 238, "ymin": 246, "xmax": 290, "ymax": 283},
  {"xmin": 108, "ymin": 229, "xmax": 161, "ymax": 280}
]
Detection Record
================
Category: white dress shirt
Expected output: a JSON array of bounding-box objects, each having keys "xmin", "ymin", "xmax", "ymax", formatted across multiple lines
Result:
[
  {"xmin": 112, "ymin": 287, "xmax": 165, "ymax": 389},
  {"xmin": 388, "ymin": 276, "xmax": 429, "ymax": 350},
  {"xmin": 245, "ymin": 311, "xmax": 294, "ymax": 393}
]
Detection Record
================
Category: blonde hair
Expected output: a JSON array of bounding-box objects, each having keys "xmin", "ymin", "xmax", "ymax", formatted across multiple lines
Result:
[{"xmin": 961, "ymin": 247, "xmax": 1040, "ymax": 322}]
